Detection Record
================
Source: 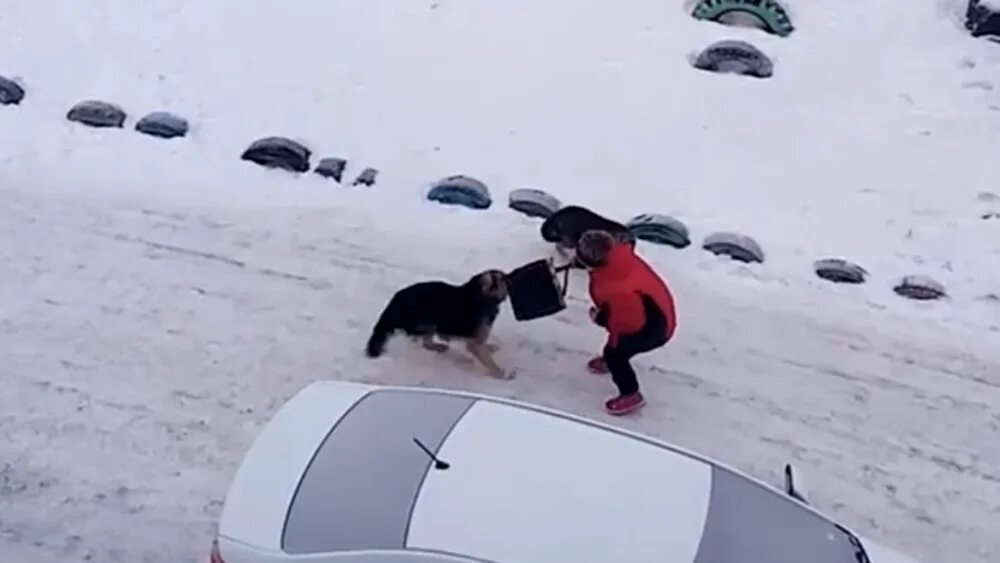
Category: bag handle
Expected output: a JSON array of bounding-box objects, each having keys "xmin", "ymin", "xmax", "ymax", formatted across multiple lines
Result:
[{"xmin": 553, "ymin": 262, "xmax": 573, "ymax": 298}]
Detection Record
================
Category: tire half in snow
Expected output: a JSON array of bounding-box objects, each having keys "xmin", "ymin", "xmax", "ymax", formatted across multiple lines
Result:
[
  {"xmin": 702, "ymin": 232, "xmax": 765, "ymax": 263},
  {"xmin": 814, "ymin": 258, "xmax": 868, "ymax": 285},
  {"xmin": 0, "ymin": 75, "xmax": 25, "ymax": 105},
  {"xmin": 67, "ymin": 100, "xmax": 127, "ymax": 128},
  {"xmin": 135, "ymin": 111, "xmax": 189, "ymax": 139},
  {"xmin": 352, "ymin": 167, "xmax": 378, "ymax": 187},
  {"xmin": 894, "ymin": 275, "xmax": 946, "ymax": 301},
  {"xmin": 692, "ymin": 0, "xmax": 795, "ymax": 37},
  {"xmin": 427, "ymin": 175, "xmax": 493, "ymax": 210},
  {"xmin": 508, "ymin": 188, "xmax": 562, "ymax": 219},
  {"xmin": 241, "ymin": 137, "xmax": 312, "ymax": 173},
  {"xmin": 314, "ymin": 157, "xmax": 348, "ymax": 182},
  {"xmin": 693, "ymin": 40, "xmax": 774, "ymax": 79},
  {"xmin": 626, "ymin": 213, "xmax": 691, "ymax": 249}
]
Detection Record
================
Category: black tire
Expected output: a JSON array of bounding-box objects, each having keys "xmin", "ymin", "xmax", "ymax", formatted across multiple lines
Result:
[
  {"xmin": 693, "ymin": 40, "xmax": 774, "ymax": 79},
  {"xmin": 135, "ymin": 111, "xmax": 189, "ymax": 139},
  {"xmin": 241, "ymin": 136, "xmax": 311, "ymax": 173},
  {"xmin": 0, "ymin": 75, "xmax": 25, "ymax": 105},
  {"xmin": 67, "ymin": 100, "xmax": 127, "ymax": 128}
]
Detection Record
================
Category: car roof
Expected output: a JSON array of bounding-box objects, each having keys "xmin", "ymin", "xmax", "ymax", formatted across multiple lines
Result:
[{"xmin": 281, "ymin": 385, "xmax": 868, "ymax": 563}]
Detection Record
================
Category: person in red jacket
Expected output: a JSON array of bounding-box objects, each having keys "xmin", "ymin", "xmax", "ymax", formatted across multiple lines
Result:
[{"xmin": 576, "ymin": 230, "xmax": 677, "ymax": 415}]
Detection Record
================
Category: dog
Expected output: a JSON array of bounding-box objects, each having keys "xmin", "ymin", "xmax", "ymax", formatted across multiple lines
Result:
[
  {"xmin": 365, "ymin": 269, "xmax": 510, "ymax": 379},
  {"xmin": 540, "ymin": 205, "xmax": 635, "ymax": 265}
]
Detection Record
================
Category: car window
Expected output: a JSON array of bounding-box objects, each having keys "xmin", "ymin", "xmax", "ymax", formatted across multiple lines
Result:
[
  {"xmin": 693, "ymin": 466, "xmax": 869, "ymax": 563},
  {"xmin": 282, "ymin": 390, "xmax": 475, "ymax": 555}
]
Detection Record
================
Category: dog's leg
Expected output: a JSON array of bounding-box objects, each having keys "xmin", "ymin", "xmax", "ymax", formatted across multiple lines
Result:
[
  {"xmin": 465, "ymin": 339, "xmax": 509, "ymax": 379},
  {"xmin": 421, "ymin": 334, "xmax": 449, "ymax": 353},
  {"xmin": 466, "ymin": 321, "xmax": 510, "ymax": 379},
  {"xmin": 476, "ymin": 323, "xmax": 501, "ymax": 356}
]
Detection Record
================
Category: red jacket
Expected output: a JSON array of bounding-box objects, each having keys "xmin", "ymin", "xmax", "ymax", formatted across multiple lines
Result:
[{"xmin": 588, "ymin": 243, "xmax": 677, "ymax": 347}]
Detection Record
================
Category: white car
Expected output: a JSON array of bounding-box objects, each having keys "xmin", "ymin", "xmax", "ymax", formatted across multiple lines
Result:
[{"xmin": 210, "ymin": 380, "xmax": 924, "ymax": 563}]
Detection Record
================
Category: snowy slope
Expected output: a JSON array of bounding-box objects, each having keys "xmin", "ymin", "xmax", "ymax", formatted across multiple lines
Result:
[
  {"xmin": 2, "ymin": 0, "xmax": 999, "ymax": 323},
  {"xmin": 2, "ymin": 181, "xmax": 998, "ymax": 563},
  {"xmin": 1, "ymin": 1, "xmax": 999, "ymax": 562}
]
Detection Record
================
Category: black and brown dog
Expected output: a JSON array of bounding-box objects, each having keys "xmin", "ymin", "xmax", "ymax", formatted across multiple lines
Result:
[{"xmin": 365, "ymin": 269, "xmax": 510, "ymax": 379}]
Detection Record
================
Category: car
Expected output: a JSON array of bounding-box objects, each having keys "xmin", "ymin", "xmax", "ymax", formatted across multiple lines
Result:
[{"xmin": 209, "ymin": 380, "xmax": 925, "ymax": 563}]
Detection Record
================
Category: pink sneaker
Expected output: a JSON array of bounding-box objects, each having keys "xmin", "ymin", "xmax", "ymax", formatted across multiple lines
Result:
[
  {"xmin": 587, "ymin": 356, "xmax": 609, "ymax": 374},
  {"xmin": 605, "ymin": 393, "xmax": 645, "ymax": 415}
]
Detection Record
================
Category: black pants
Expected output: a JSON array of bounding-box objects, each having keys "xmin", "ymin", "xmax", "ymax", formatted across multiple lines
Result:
[{"xmin": 603, "ymin": 296, "xmax": 668, "ymax": 396}]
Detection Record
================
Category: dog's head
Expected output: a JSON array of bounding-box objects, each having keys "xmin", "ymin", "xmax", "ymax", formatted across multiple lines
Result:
[{"xmin": 473, "ymin": 269, "xmax": 509, "ymax": 302}]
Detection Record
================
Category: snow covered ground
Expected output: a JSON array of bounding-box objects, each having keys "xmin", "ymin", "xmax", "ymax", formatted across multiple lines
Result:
[{"xmin": 1, "ymin": 1, "xmax": 999, "ymax": 562}]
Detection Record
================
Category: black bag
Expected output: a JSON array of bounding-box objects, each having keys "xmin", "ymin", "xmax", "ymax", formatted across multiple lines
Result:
[{"xmin": 506, "ymin": 259, "xmax": 572, "ymax": 321}]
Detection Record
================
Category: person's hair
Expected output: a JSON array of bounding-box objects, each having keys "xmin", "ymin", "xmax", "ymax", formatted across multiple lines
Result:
[{"xmin": 576, "ymin": 229, "xmax": 615, "ymax": 267}]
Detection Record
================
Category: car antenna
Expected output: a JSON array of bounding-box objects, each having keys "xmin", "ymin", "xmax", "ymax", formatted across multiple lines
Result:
[{"xmin": 413, "ymin": 437, "xmax": 450, "ymax": 470}]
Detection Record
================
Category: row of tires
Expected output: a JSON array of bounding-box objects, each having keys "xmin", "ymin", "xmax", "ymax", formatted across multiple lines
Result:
[
  {"xmin": 0, "ymin": 68, "xmax": 949, "ymax": 303},
  {"xmin": 241, "ymin": 137, "xmax": 378, "ymax": 187},
  {"xmin": 0, "ymin": 92, "xmax": 951, "ymax": 301},
  {"xmin": 687, "ymin": 0, "xmax": 981, "ymax": 301},
  {"xmin": 691, "ymin": 0, "xmax": 794, "ymax": 37},
  {"xmin": 4, "ymin": 0, "xmax": 995, "ymax": 103},
  {"xmin": 0, "ymin": 88, "xmax": 191, "ymax": 139},
  {"xmin": 692, "ymin": 0, "xmax": 999, "ymax": 42},
  {"xmin": 397, "ymin": 177, "xmax": 948, "ymax": 302},
  {"xmin": 513, "ymin": 192, "xmax": 946, "ymax": 301},
  {"xmin": 0, "ymin": 1, "xmax": 791, "ymax": 107},
  {"xmin": 689, "ymin": 0, "xmax": 1000, "ymax": 81},
  {"xmin": 689, "ymin": 0, "xmax": 789, "ymax": 80}
]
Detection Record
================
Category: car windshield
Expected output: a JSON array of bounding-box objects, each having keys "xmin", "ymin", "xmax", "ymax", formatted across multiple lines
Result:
[{"xmin": 694, "ymin": 465, "xmax": 870, "ymax": 563}]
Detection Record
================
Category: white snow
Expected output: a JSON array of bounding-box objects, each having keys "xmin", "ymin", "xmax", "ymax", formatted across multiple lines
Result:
[{"xmin": 1, "ymin": 1, "xmax": 998, "ymax": 562}]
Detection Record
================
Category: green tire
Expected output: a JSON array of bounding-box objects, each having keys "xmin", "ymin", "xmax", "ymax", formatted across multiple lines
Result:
[{"xmin": 692, "ymin": 0, "xmax": 795, "ymax": 37}]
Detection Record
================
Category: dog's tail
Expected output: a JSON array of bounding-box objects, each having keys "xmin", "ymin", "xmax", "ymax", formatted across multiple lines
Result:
[{"xmin": 365, "ymin": 304, "xmax": 396, "ymax": 358}]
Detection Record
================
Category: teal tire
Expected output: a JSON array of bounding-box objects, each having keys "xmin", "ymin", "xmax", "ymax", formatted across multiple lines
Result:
[{"xmin": 692, "ymin": 0, "xmax": 795, "ymax": 37}]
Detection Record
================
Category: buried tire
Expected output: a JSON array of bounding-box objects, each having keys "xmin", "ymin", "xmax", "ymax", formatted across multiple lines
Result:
[
  {"xmin": 241, "ymin": 137, "xmax": 311, "ymax": 173},
  {"xmin": 427, "ymin": 175, "xmax": 492, "ymax": 209},
  {"xmin": 508, "ymin": 188, "xmax": 561, "ymax": 219},
  {"xmin": 626, "ymin": 213, "xmax": 691, "ymax": 249},
  {"xmin": 702, "ymin": 232, "xmax": 765, "ymax": 264},
  {"xmin": 693, "ymin": 40, "xmax": 774, "ymax": 79},
  {"xmin": 0, "ymin": 75, "xmax": 25, "ymax": 105},
  {"xmin": 352, "ymin": 167, "xmax": 378, "ymax": 187},
  {"xmin": 135, "ymin": 111, "xmax": 189, "ymax": 139},
  {"xmin": 691, "ymin": 0, "xmax": 795, "ymax": 37},
  {"xmin": 894, "ymin": 275, "xmax": 947, "ymax": 301},
  {"xmin": 67, "ymin": 100, "xmax": 127, "ymax": 128},
  {"xmin": 314, "ymin": 157, "xmax": 347, "ymax": 182},
  {"xmin": 813, "ymin": 258, "xmax": 868, "ymax": 284}
]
